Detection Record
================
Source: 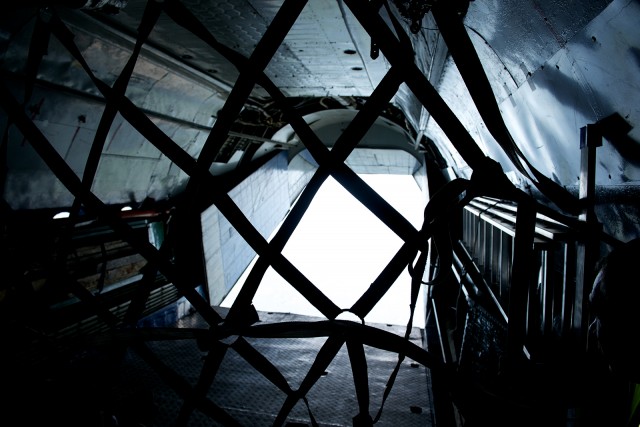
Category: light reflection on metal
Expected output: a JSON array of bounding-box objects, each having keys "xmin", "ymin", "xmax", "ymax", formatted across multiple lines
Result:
[{"xmin": 53, "ymin": 211, "xmax": 71, "ymax": 219}]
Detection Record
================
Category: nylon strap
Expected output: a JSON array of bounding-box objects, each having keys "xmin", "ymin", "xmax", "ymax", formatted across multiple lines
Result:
[
  {"xmin": 164, "ymin": 0, "xmax": 422, "ymax": 322},
  {"xmin": 370, "ymin": 176, "xmax": 469, "ymax": 422},
  {"xmin": 0, "ymin": 80, "xmax": 222, "ymax": 327},
  {"xmin": 226, "ymin": 67, "xmax": 404, "ymax": 324},
  {"xmin": 347, "ymin": 338, "xmax": 373, "ymax": 426},
  {"xmin": 241, "ymin": 320, "xmax": 442, "ymax": 369},
  {"xmin": 167, "ymin": 5, "xmax": 415, "ymax": 241},
  {"xmin": 350, "ymin": 239, "xmax": 420, "ymax": 318},
  {"xmin": 274, "ymin": 335, "xmax": 345, "ymax": 426},
  {"xmin": 258, "ymin": 74, "xmax": 420, "ymax": 244},
  {"xmin": 174, "ymin": 0, "xmax": 420, "ymax": 247},
  {"xmin": 74, "ymin": 0, "xmax": 162, "ymax": 210},
  {"xmin": 164, "ymin": 0, "xmax": 309, "ymax": 203},
  {"xmin": 132, "ymin": 341, "xmax": 242, "ymax": 426},
  {"xmin": 45, "ymin": 11, "xmax": 342, "ymax": 320},
  {"xmin": 176, "ymin": 341, "xmax": 228, "ymax": 427},
  {"xmin": 231, "ymin": 337, "xmax": 293, "ymax": 394},
  {"xmin": 344, "ymin": 0, "xmax": 487, "ymax": 171},
  {"xmin": 0, "ymin": 4, "xmax": 464, "ymax": 426}
]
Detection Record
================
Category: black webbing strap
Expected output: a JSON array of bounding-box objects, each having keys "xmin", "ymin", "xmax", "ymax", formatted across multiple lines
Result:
[
  {"xmin": 223, "ymin": 173, "xmax": 328, "ymax": 325},
  {"xmin": 242, "ymin": 320, "xmax": 441, "ymax": 369},
  {"xmin": 162, "ymin": 0, "xmax": 246, "ymax": 67},
  {"xmin": 169, "ymin": 0, "xmax": 308, "ymax": 183},
  {"xmin": 122, "ymin": 258, "xmax": 162, "ymax": 326},
  {"xmin": 259, "ymin": 76, "xmax": 420, "ymax": 244},
  {"xmin": 231, "ymin": 337, "xmax": 293, "ymax": 395},
  {"xmin": 96, "ymin": 242, "xmax": 107, "ymax": 294},
  {"xmin": 506, "ymin": 199, "xmax": 537, "ymax": 363},
  {"xmin": 370, "ymin": 177, "xmax": 469, "ymax": 422},
  {"xmin": 217, "ymin": 191, "xmax": 343, "ymax": 319},
  {"xmin": 302, "ymin": 396, "xmax": 320, "ymax": 427},
  {"xmin": 74, "ymin": 0, "xmax": 162, "ymax": 209},
  {"xmin": 164, "ymin": 0, "xmax": 314, "ymax": 325},
  {"xmin": 39, "ymin": 1, "xmax": 162, "ymax": 310},
  {"xmin": 371, "ymin": 298, "xmax": 420, "ymax": 422},
  {"xmin": 231, "ymin": 318, "xmax": 446, "ymax": 424},
  {"xmin": 0, "ymin": 80, "xmax": 222, "ymax": 327},
  {"xmin": 55, "ymin": 270, "xmax": 121, "ymax": 329},
  {"xmin": 73, "ymin": 326, "xmax": 239, "ymax": 425},
  {"xmin": 420, "ymin": 178, "xmax": 471, "ymax": 284},
  {"xmin": 332, "ymin": 66, "xmax": 405, "ymax": 159},
  {"xmin": 344, "ymin": 0, "xmax": 487, "ymax": 171},
  {"xmin": 350, "ymin": 239, "xmax": 419, "ymax": 318},
  {"xmin": 46, "ymin": 11, "xmax": 206, "ymax": 179},
  {"xmin": 11, "ymin": 5, "xmax": 127, "ymax": 332},
  {"xmin": 175, "ymin": 341, "xmax": 228, "ymax": 427},
  {"xmin": 44, "ymin": 11, "xmax": 342, "ymax": 321},
  {"xmin": 84, "ymin": 327, "xmax": 210, "ymax": 346},
  {"xmin": 226, "ymin": 67, "xmax": 404, "ymax": 325},
  {"xmin": 381, "ymin": 0, "xmax": 416, "ymax": 60},
  {"xmin": 164, "ymin": 0, "xmax": 422, "ymax": 325},
  {"xmin": 20, "ymin": 13, "xmax": 66, "ymax": 275},
  {"xmin": 347, "ymin": 0, "xmax": 569, "ymax": 216},
  {"xmin": 166, "ymin": 0, "xmax": 418, "ymax": 253},
  {"xmin": 372, "ymin": 262, "xmax": 423, "ymax": 423},
  {"xmin": 431, "ymin": 2, "xmax": 581, "ymax": 214},
  {"xmin": 274, "ymin": 335, "xmax": 344, "ymax": 426},
  {"xmin": 350, "ymin": 177, "xmax": 469, "ymax": 319},
  {"xmin": 347, "ymin": 338, "xmax": 373, "ymax": 426},
  {"xmin": 132, "ymin": 341, "xmax": 242, "ymax": 426},
  {"xmin": 165, "ymin": 0, "xmax": 415, "ymax": 242},
  {"xmin": 176, "ymin": 320, "xmax": 304, "ymax": 426},
  {"xmin": 223, "ymin": 172, "xmax": 328, "ymax": 324}
]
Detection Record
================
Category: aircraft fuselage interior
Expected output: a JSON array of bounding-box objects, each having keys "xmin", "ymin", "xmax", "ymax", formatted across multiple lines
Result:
[{"xmin": 1, "ymin": 0, "xmax": 640, "ymax": 426}]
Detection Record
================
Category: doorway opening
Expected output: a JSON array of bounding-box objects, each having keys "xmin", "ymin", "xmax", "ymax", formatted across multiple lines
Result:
[{"xmin": 221, "ymin": 173, "xmax": 427, "ymax": 328}]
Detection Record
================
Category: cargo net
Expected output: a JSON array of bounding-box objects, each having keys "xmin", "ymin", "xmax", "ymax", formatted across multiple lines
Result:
[{"xmin": 0, "ymin": 0, "xmax": 582, "ymax": 425}]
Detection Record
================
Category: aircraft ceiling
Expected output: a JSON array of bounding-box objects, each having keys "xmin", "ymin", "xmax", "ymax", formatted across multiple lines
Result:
[{"xmin": 1, "ymin": 0, "xmax": 639, "ymax": 241}]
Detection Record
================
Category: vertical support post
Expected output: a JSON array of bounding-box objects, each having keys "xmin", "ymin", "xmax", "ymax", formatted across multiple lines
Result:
[
  {"xmin": 491, "ymin": 227, "xmax": 501, "ymax": 286},
  {"xmin": 526, "ymin": 248, "xmax": 543, "ymax": 353},
  {"xmin": 541, "ymin": 250, "xmax": 554, "ymax": 336},
  {"xmin": 500, "ymin": 232, "xmax": 511, "ymax": 305},
  {"xmin": 578, "ymin": 124, "xmax": 601, "ymax": 224},
  {"xmin": 507, "ymin": 200, "xmax": 536, "ymax": 369},
  {"xmin": 561, "ymin": 243, "xmax": 577, "ymax": 336},
  {"xmin": 573, "ymin": 124, "xmax": 602, "ymax": 345}
]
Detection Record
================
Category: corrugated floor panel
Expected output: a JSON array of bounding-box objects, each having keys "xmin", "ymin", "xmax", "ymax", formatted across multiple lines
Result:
[{"xmin": 112, "ymin": 310, "xmax": 434, "ymax": 426}]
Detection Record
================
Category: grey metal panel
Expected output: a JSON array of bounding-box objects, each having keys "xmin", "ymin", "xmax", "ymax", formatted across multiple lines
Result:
[
  {"xmin": 287, "ymin": 152, "xmax": 316, "ymax": 204},
  {"xmin": 463, "ymin": 0, "xmax": 612, "ymax": 98},
  {"xmin": 2, "ymin": 80, "xmax": 212, "ymax": 207},
  {"xmin": 201, "ymin": 202, "xmax": 225, "ymax": 305},
  {"xmin": 281, "ymin": 109, "xmax": 421, "ymax": 161},
  {"xmin": 0, "ymin": 8, "xmax": 230, "ymax": 208},
  {"xmin": 92, "ymin": 154, "xmax": 159, "ymax": 202},
  {"xmin": 345, "ymin": 148, "xmax": 421, "ymax": 175},
  {"xmin": 202, "ymin": 152, "xmax": 290, "ymax": 305},
  {"xmin": 5, "ymin": 169, "xmax": 75, "ymax": 209},
  {"xmin": 289, "ymin": 147, "xmax": 422, "ymax": 176},
  {"xmin": 2, "ymin": 0, "xmax": 638, "ymax": 219},
  {"xmin": 420, "ymin": 0, "xmax": 638, "ymax": 205},
  {"xmin": 98, "ymin": 0, "xmax": 385, "ymax": 98},
  {"xmin": 499, "ymin": 9, "xmax": 640, "ymax": 188}
]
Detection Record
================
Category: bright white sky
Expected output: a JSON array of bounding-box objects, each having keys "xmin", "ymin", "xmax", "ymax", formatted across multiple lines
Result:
[{"xmin": 222, "ymin": 173, "xmax": 427, "ymax": 328}]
